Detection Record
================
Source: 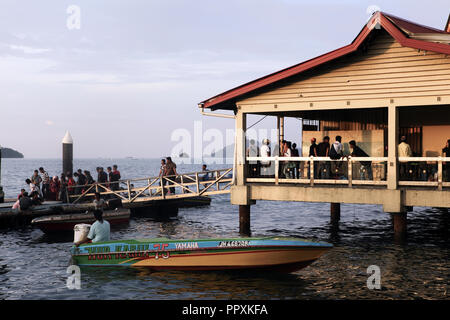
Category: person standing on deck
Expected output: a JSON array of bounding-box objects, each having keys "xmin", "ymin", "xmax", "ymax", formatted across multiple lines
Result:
[
  {"xmin": 260, "ymin": 139, "xmax": 271, "ymax": 177},
  {"xmin": 349, "ymin": 140, "xmax": 372, "ymax": 180},
  {"xmin": 159, "ymin": 159, "xmax": 167, "ymax": 195},
  {"xmin": 442, "ymin": 139, "xmax": 450, "ymax": 182},
  {"xmin": 291, "ymin": 143, "xmax": 300, "ymax": 179},
  {"xmin": 67, "ymin": 173, "xmax": 76, "ymax": 197},
  {"xmin": 398, "ymin": 136, "xmax": 413, "ymax": 180},
  {"xmin": 165, "ymin": 157, "xmax": 178, "ymax": 194},
  {"xmin": 201, "ymin": 164, "xmax": 212, "ymax": 181},
  {"xmin": 97, "ymin": 167, "xmax": 108, "ymax": 184},
  {"xmin": 60, "ymin": 173, "xmax": 68, "ymax": 203},
  {"xmin": 74, "ymin": 209, "xmax": 110, "ymax": 246},
  {"xmin": 282, "ymin": 141, "xmax": 294, "ymax": 179},
  {"xmin": 31, "ymin": 170, "xmax": 43, "ymax": 197},
  {"xmin": 106, "ymin": 167, "xmax": 113, "ymax": 189},
  {"xmin": 49, "ymin": 176, "xmax": 61, "ymax": 201},
  {"xmin": 309, "ymin": 138, "xmax": 318, "ymax": 179},
  {"xmin": 76, "ymin": 169, "xmax": 87, "ymax": 194},
  {"xmin": 39, "ymin": 167, "xmax": 50, "ymax": 200},
  {"xmin": 112, "ymin": 165, "xmax": 121, "ymax": 190},
  {"xmin": 84, "ymin": 170, "xmax": 95, "ymax": 185},
  {"xmin": 330, "ymin": 136, "xmax": 344, "ymax": 179},
  {"xmin": 316, "ymin": 136, "xmax": 330, "ymax": 179}
]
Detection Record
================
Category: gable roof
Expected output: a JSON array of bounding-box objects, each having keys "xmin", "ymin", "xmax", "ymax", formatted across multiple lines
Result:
[{"xmin": 200, "ymin": 12, "xmax": 450, "ymax": 110}]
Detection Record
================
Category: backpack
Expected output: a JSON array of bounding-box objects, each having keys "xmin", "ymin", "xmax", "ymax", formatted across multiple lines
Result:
[{"xmin": 329, "ymin": 144, "xmax": 340, "ymax": 160}]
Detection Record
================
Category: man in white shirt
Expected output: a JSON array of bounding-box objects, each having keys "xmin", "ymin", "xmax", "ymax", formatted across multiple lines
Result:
[
  {"xmin": 259, "ymin": 139, "xmax": 271, "ymax": 176},
  {"xmin": 398, "ymin": 136, "xmax": 413, "ymax": 179},
  {"xmin": 330, "ymin": 136, "xmax": 344, "ymax": 178}
]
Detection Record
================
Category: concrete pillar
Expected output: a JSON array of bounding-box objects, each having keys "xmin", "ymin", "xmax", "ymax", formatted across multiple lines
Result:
[
  {"xmin": 235, "ymin": 111, "xmax": 247, "ymax": 185},
  {"xmin": 62, "ymin": 131, "xmax": 73, "ymax": 175},
  {"xmin": 330, "ymin": 203, "xmax": 341, "ymax": 223},
  {"xmin": 239, "ymin": 204, "xmax": 251, "ymax": 236},
  {"xmin": 391, "ymin": 212, "xmax": 407, "ymax": 240},
  {"xmin": 387, "ymin": 106, "xmax": 399, "ymax": 190}
]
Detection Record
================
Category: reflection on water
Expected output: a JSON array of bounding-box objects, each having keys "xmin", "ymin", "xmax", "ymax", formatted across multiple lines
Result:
[{"xmin": 0, "ymin": 159, "xmax": 448, "ymax": 299}]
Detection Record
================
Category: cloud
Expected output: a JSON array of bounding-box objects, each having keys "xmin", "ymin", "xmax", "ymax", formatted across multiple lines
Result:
[{"xmin": 8, "ymin": 44, "xmax": 51, "ymax": 54}]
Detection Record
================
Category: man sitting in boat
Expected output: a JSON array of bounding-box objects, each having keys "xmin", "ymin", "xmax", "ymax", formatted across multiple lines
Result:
[{"xmin": 75, "ymin": 209, "xmax": 110, "ymax": 246}]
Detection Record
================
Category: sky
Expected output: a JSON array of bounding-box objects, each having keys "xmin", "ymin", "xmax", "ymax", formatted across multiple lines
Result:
[{"xmin": 0, "ymin": 0, "xmax": 448, "ymax": 158}]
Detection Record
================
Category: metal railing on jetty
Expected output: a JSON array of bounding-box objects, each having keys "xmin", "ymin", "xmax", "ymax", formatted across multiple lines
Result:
[
  {"xmin": 246, "ymin": 156, "xmax": 450, "ymax": 190},
  {"xmin": 69, "ymin": 168, "xmax": 233, "ymax": 204}
]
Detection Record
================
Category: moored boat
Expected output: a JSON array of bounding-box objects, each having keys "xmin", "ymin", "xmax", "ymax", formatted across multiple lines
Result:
[
  {"xmin": 32, "ymin": 208, "xmax": 130, "ymax": 233},
  {"xmin": 70, "ymin": 237, "xmax": 332, "ymax": 273}
]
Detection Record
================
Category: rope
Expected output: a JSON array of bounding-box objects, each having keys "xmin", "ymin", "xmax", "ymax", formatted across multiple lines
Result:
[{"xmin": 247, "ymin": 115, "xmax": 268, "ymax": 129}]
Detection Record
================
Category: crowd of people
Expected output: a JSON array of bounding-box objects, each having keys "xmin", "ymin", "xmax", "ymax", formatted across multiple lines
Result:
[
  {"xmin": 248, "ymin": 135, "xmax": 450, "ymax": 181},
  {"xmin": 19, "ymin": 165, "xmax": 122, "ymax": 206},
  {"xmin": 247, "ymin": 136, "xmax": 373, "ymax": 180}
]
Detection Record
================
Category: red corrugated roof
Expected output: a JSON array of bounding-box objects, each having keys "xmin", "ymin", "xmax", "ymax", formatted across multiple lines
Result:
[
  {"xmin": 200, "ymin": 12, "xmax": 450, "ymax": 110},
  {"xmin": 383, "ymin": 12, "xmax": 448, "ymax": 34}
]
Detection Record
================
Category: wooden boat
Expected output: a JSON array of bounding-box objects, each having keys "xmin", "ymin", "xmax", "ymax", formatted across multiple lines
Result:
[
  {"xmin": 70, "ymin": 237, "xmax": 332, "ymax": 272},
  {"xmin": 32, "ymin": 208, "xmax": 130, "ymax": 233}
]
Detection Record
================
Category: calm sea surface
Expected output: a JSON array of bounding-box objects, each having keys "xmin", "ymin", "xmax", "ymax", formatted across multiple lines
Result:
[{"xmin": 0, "ymin": 158, "xmax": 448, "ymax": 300}]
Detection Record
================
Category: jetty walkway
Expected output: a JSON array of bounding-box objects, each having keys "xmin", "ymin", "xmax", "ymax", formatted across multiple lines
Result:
[{"xmin": 69, "ymin": 168, "xmax": 233, "ymax": 205}]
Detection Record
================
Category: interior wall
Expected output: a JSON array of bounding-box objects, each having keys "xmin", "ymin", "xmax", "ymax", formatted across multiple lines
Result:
[{"xmin": 422, "ymin": 125, "xmax": 450, "ymax": 157}]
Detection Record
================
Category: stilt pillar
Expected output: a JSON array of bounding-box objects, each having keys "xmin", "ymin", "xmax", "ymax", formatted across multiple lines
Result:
[
  {"xmin": 330, "ymin": 203, "xmax": 341, "ymax": 223},
  {"xmin": 239, "ymin": 205, "xmax": 251, "ymax": 236},
  {"xmin": 391, "ymin": 212, "xmax": 407, "ymax": 240}
]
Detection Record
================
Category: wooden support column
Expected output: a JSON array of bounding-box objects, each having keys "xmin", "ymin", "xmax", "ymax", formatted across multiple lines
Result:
[
  {"xmin": 277, "ymin": 116, "xmax": 284, "ymax": 154},
  {"xmin": 235, "ymin": 110, "xmax": 247, "ymax": 186},
  {"xmin": 239, "ymin": 204, "xmax": 251, "ymax": 236},
  {"xmin": 387, "ymin": 106, "xmax": 399, "ymax": 190},
  {"xmin": 391, "ymin": 212, "xmax": 407, "ymax": 241},
  {"xmin": 330, "ymin": 203, "xmax": 341, "ymax": 223}
]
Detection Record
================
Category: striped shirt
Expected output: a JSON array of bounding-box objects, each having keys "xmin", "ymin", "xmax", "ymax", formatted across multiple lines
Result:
[{"xmin": 41, "ymin": 171, "xmax": 50, "ymax": 184}]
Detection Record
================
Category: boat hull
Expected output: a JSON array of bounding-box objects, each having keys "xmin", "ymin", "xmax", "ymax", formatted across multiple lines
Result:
[
  {"xmin": 71, "ymin": 237, "xmax": 332, "ymax": 273},
  {"xmin": 32, "ymin": 209, "xmax": 130, "ymax": 233}
]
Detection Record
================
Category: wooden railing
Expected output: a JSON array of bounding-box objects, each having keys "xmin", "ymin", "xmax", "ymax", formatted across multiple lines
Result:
[
  {"xmin": 246, "ymin": 156, "xmax": 450, "ymax": 189},
  {"xmin": 68, "ymin": 168, "xmax": 233, "ymax": 204},
  {"xmin": 397, "ymin": 157, "xmax": 450, "ymax": 190}
]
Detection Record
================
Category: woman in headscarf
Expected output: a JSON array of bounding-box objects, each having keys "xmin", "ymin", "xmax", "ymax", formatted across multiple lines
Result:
[{"xmin": 49, "ymin": 176, "xmax": 61, "ymax": 201}]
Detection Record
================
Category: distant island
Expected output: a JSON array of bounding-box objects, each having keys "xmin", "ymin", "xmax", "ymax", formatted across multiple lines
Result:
[{"xmin": 0, "ymin": 147, "xmax": 24, "ymax": 158}]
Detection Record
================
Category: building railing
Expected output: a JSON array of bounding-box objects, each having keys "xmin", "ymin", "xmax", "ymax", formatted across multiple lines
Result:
[
  {"xmin": 68, "ymin": 168, "xmax": 233, "ymax": 204},
  {"xmin": 246, "ymin": 156, "xmax": 450, "ymax": 189}
]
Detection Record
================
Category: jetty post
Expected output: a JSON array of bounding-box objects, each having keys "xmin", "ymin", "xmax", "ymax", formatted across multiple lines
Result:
[
  {"xmin": 62, "ymin": 131, "xmax": 73, "ymax": 175},
  {"xmin": 231, "ymin": 111, "xmax": 253, "ymax": 236},
  {"xmin": 330, "ymin": 203, "xmax": 341, "ymax": 224}
]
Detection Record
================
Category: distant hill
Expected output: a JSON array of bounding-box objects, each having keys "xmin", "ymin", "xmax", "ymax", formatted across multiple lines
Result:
[{"xmin": 0, "ymin": 147, "xmax": 24, "ymax": 158}]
